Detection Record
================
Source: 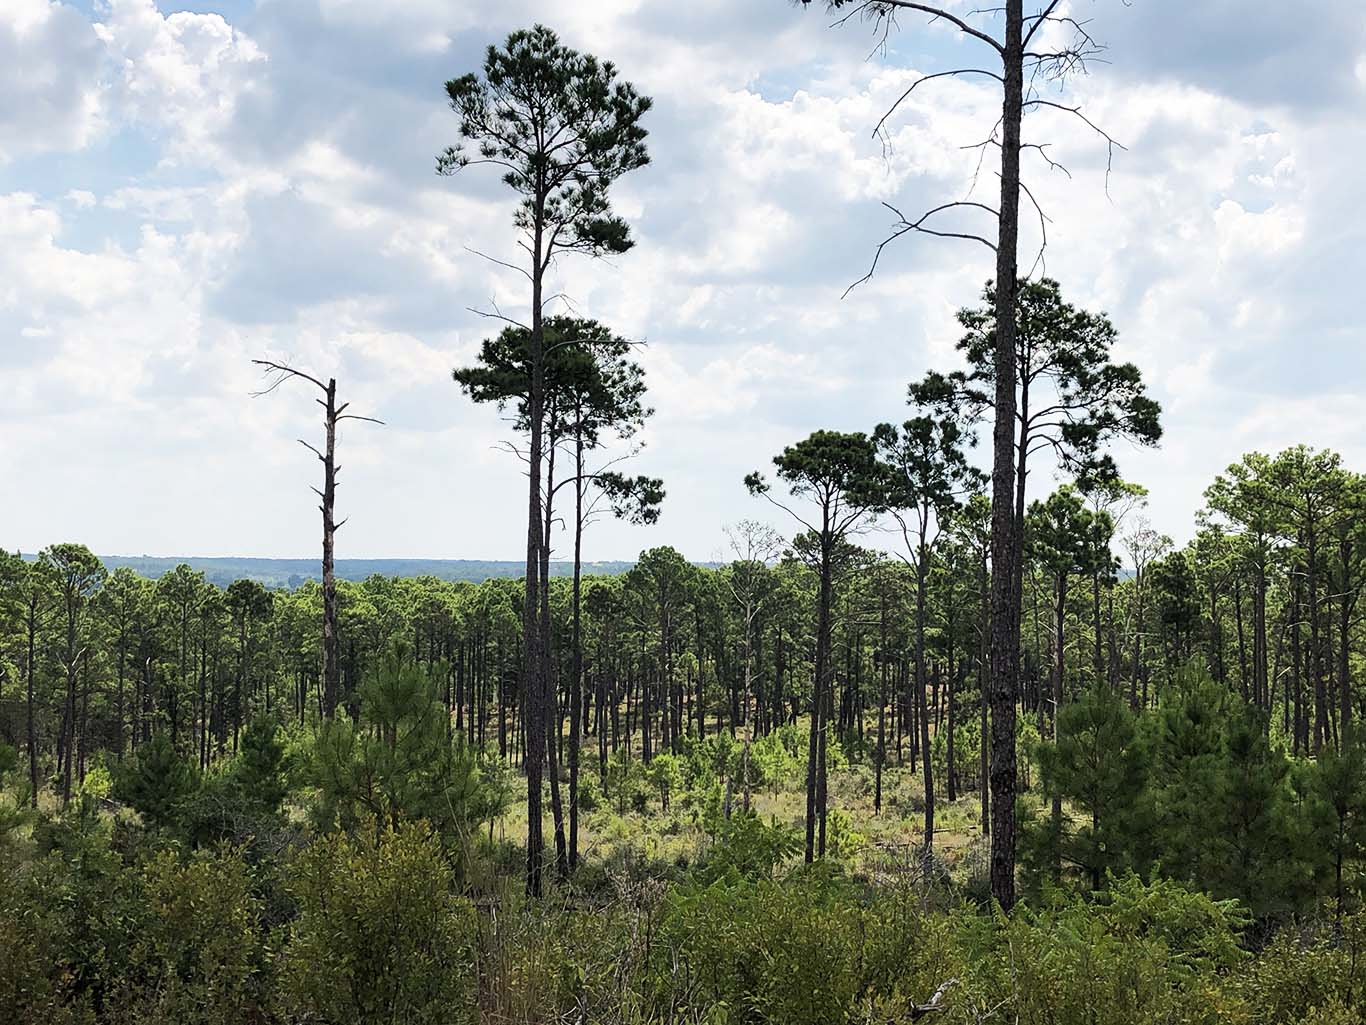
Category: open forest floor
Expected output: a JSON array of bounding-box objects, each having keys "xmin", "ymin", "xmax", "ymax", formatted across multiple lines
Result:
[{"xmin": 489, "ymin": 746, "xmax": 994, "ymax": 890}]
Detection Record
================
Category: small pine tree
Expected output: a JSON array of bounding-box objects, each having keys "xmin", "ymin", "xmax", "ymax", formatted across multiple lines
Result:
[
  {"xmin": 114, "ymin": 735, "xmax": 199, "ymax": 830},
  {"xmin": 309, "ymin": 645, "xmax": 507, "ymax": 849},
  {"xmin": 1304, "ymin": 728, "xmax": 1366, "ymax": 923},
  {"xmin": 1033, "ymin": 684, "xmax": 1149, "ymax": 891}
]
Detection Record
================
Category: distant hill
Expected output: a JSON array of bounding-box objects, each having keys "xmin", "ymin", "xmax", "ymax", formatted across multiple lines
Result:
[{"xmin": 89, "ymin": 556, "xmax": 642, "ymax": 589}]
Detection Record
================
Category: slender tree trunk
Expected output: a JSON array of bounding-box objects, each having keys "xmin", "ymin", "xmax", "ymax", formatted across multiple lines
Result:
[
  {"xmin": 115, "ymin": 625, "xmax": 127, "ymax": 761},
  {"xmin": 916, "ymin": 526, "xmax": 936, "ymax": 875},
  {"xmin": 1340, "ymin": 534, "xmax": 1355, "ymax": 736},
  {"xmin": 321, "ymin": 377, "xmax": 340, "ymax": 720},
  {"xmin": 806, "ymin": 526, "xmax": 835, "ymax": 863},
  {"xmin": 987, "ymin": 0, "xmax": 1025, "ymax": 911},
  {"xmin": 1308, "ymin": 527, "xmax": 1326, "ymax": 751},
  {"xmin": 26, "ymin": 599, "xmax": 39, "ymax": 808},
  {"xmin": 523, "ymin": 204, "xmax": 548, "ymax": 898},
  {"xmin": 1234, "ymin": 576, "xmax": 1249, "ymax": 701},
  {"xmin": 1051, "ymin": 572, "xmax": 1067, "ymax": 878},
  {"xmin": 978, "ymin": 552, "xmax": 990, "ymax": 835},
  {"xmin": 875, "ymin": 585, "xmax": 887, "ymax": 816},
  {"xmin": 946, "ymin": 661, "xmax": 957, "ymax": 802},
  {"xmin": 61, "ymin": 597, "xmax": 78, "ymax": 808},
  {"xmin": 1255, "ymin": 557, "xmax": 1269, "ymax": 716},
  {"xmin": 541, "ymin": 434, "xmax": 568, "ymax": 880},
  {"xmin": 1092, "ymin": 569, "xmax": 1103, "ymax": 684},
  {"xmin": 568, "ymin": 428, "xmax": 586, "ymax": 869}
]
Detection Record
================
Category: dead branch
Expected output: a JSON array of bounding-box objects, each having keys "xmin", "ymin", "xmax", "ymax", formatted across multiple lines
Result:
[
  {"xmin": 1023, "ymin": 98, "xmax": 1127, "ymax": 187},
  {"xmin": 845, "ymin": 200, "xmax": 998, "ymax": 297},
  {"xmin": 909, "ymin": 977, "xmax": 958, "ymax": 1019},
  {"xmin": 873, "ymin": 67, "xmax": 1003, "ymax": 139},
  {"xmin": 824, "ymin": 1, "xmax": 1004, "ymax": 53},
  {"xmin": 250, "ymin": 359, "xmax": 326, "ymax": 397},
  {"xmin": 465, "ymin": 245, "xmax": 533, "ymax": 283},
  {"xmin": 467, "ymin": 300, "xmax": 529, "ymax": 331}
]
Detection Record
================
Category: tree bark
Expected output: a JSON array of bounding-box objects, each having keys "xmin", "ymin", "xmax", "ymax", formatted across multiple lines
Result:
[
  {"xmin": 523, "ymin": 197, "xmax": 548, "ymax": 897},
  {"xmin": 987, "ymin": 0, "xmax": 1024, "ymax": 912},
  {"xmin": 321, "ymin": 377, "xmax": 340, "ymax": 720},
  {"xmin": 916, "ymin": 524, "xmax": 936, "ymax": 875}
]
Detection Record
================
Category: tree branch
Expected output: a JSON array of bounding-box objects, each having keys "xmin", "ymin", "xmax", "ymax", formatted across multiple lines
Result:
[
  {"xmin": 251, "ymin": 359, "xmax": 326, "ymax": 397},
  {"xmin": 829, "ymin": 1, "xmax": 1004, "ymax": 54},
  {"xmin": 845, "ymin": 201, "xmax": 998, "ymax": 296},
  {"xmin": 873, "ymin": 68, "xmax": 1003, "ymax": 140}
]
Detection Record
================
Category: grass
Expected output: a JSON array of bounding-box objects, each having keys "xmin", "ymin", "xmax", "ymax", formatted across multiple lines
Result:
[{"xmin": 487, "ymin": 718, "xmax": 1001, "ymax": 888}]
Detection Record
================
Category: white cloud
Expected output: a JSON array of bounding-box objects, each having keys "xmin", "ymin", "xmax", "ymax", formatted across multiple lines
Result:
[
  {"xmin": 93, "ymin": 0, "xmax": 265, "ymax": 161},
  {"xmin": 1, "ymin": 0, "xmax": 1363, "ymax": 562},
  {"xmin": 0, "ymin": 0, "xmax": 105, "ymax": 161}
]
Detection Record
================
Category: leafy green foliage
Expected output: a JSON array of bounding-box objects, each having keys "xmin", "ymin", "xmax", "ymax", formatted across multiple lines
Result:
[
  {"xmin": 278, "ymin": 824, "xmax": 478, "ymax": 1025},
  {"xmin": 1030, "ymin": 684, "xmax": 1149, "ymax": 891},
  {"xmin": 697, "ymin": 813, "xmax": 802, "ymax": 883},
  {"xmin": 439, "ymin": 24, "xmax": 651, "ymax": 260},
  {"xmin": 307, "ymin": 646, "xmax": 508, "ymax": 850},
  {"xmin": 113, "ymin": 735, "xmax": 199, "ymax": 830}
]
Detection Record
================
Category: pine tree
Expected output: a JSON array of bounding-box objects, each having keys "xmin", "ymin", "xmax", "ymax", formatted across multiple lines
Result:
[{"xmin": 1033, "ymin": 683, "xmax": 1148, "ymax": 891}]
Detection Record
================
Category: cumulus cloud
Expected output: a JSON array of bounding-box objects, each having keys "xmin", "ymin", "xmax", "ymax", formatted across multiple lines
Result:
[
  {"xmin": 0, "ymin": 0, "xmax": 105, "ymax": 161},
  {"xmin": 0, "ymin": 1, "xmax": 1362, "ymax": 562}
]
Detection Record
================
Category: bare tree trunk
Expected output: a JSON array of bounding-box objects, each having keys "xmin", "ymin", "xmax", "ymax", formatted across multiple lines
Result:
[
  {"xmin": 978, "ymin": 552, "xmax": 991, "ymax": 835},
  {"xmin": 521, "ymin": 206, "xmax": 548, "ymax": 897},
  {"xmin": 875, "ymin": 584, "xmax": 888, "ymax": 815},
  {"xmin": 916, "ymin": 529, "xmax": 936, "ymax": 876},
  {"xmin": 946, "ymin": 662, "xmax": 957, "ymax": 802},
  {"xmin": 568, "ymin": 430, "xmax": 585, "ymax": 869},
  {"xmin": 1340, "ymin": 533, "xmax": 1355, "ymax": 735},
  {"xmin": 806, "ymin": 530, "xmax": 835, "ymax": 863},
  {"xmin": 1051, "ymin": 573, "xmax": 1067, "ymax": 879},
  {"xmin": 321, "ymin": 377, "xmax": 340, "ymax": 719},
  {"xmin": 1308, "ymin": 527, "xmax": 1325, "ymax": 750},
  {"xmin": 987, "ymin": 0, "xmax": 1024, "ymax": 912},
  {"xmin": 251, "ymin": 362, "xmax": 379, "ymax": 721},
  {"xmin": 26, "ymin": 598, "xmax": 39, "ymax": 808}
]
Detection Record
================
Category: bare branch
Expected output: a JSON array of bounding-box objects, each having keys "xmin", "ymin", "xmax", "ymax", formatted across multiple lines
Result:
[
  {"xmin": 845, "ymin": 201, "xmax": 998, "ymax": 296},
  {"xmin": 467, "ymin": 300, "xmax": 530, "ymax": 332},
  {"xmin": 465, "ymin": 245, "xmax": 533, "ymax": 283},
  {"xmin": 1024, "ymin": 98, "xmax": 1127, "ymax": 188},
  {"xmin": 873, "ymin": 68, "xmax": 1003, "ymax": 140},
  {"xmin": 251, "ymin": 359, "xmax": 327, "ymax": 396},
  {"xmin": 1021, "ymin": 0, "xmax": 1063, "ymax": 47},
  {"xmin": 831, "ymin": 1, "xmax": 1004, "ymax": 54},
  {"xmin": 1022, "ymin": 141, "xmax": 1072, "ymax": 178},
  {"xmin": 1016, "ymin": 177, "xmax": 1051, "ymax": 278}
]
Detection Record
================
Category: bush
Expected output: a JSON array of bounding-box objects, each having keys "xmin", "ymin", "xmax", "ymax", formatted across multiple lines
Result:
[
  {"xmin": 656, "ymin": 873, "xmax": 871, "ymax": 1025},
  {"xmin": 277, "ymin": 823, "xmax": 478, "ymax": 1025},
  {"xmin": 960, "ymin": 876, "xmax": 1250, "ymax": 1025},
  {"xmin": 107, "ymin": 847, "xmax": 267, "ymax": 1025},
  {"xmin": 695, "ymin": 812, "xmax": 800, "ymax": 883}
]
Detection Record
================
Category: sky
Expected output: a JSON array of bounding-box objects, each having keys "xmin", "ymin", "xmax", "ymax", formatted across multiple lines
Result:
[{"xmin": 2, "ymin": 0, "xmax": 1365, "ymax": 564}]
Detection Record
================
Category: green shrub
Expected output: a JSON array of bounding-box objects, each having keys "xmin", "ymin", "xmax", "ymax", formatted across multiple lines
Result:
[
  {"xmin": 695, "ymin": 812, "xmax": 800, "ymax": 883},
  {"xmin": 655, "ymin": 873, "xmax": 868, "ymax": 1025},
  {"xmin": 277, "ymin": 823, "xmax": 478, "ymax": 1025},
  {"xmin": 107, "ymin": 847, "xmax": 267, "ymax": 1025}
]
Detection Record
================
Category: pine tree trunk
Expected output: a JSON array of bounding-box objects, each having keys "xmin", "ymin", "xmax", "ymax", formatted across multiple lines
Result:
[
  {"xmin": 987, "ymin": 0, "xmax": 1025, "ymax": 911},
  {"xmin": 523, "ymin": 206, "xmax": 547, "ymax": 898},
  {"xmin": 322, "ymin": 378, "xmax": 340, "ymax": 719},
  {"xmin": 917, "ymin": 528, "xmax": 935, "ymax": 875},
  {"xmin": 568, "ymin": 429, "xmax": 585, "ymax": 869}
]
